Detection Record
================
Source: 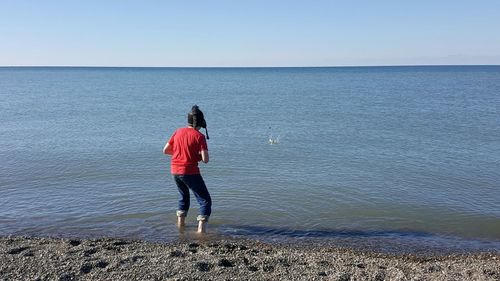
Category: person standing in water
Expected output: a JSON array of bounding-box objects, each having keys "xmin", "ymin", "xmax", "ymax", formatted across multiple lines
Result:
[{"xmin": 163, "ymin": 105, "xmax": 211, "ymax": 233}]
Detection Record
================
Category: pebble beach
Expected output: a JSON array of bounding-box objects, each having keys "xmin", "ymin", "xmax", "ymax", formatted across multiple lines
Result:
[{"xmin": 1, "ymin": 236, "xmax": 498, "ymax": 280}]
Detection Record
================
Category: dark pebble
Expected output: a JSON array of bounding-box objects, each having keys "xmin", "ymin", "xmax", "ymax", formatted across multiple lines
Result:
[
  {"xmin": 58, "ymin": 272, "xmax": 76, "ymax": 281},
  {"xmin": 247, "ymin": 266, "xmax": 258, "ymax": 272},
  {"xmin": 95, "ymin": 260, "xmax": 109, "ymax": 268},
  {"xmin": 263, "ymin": 265, "xmax": 274, "ymax": 272},
  {"xmin": 338, "ymin": 273, "xmax": 351, "ymax": 281},
  {"xmin": 278, "ymin": 258, "xmax": 291, "ymax": 267},
  {"xmin": 483, "ymin": 268, "xmax": 497, "ymax": 277},
  {"xmin": 218, "ymin": 259, "xmax": 234, "ymax": 267},
  {"xmin": 68, "ymin": 240, "xmax": 81, "ymax": 247},
  {"xmin": 83, "ymin": 248, "xmax": 98, "ymax": 256},
  {"xmin": 196, "ymin": 262, "xmax": 211, "ymax": 272},
  {"xmin": 224, "ymin": 243, "xmax": 237, "ymax": 251},
  {"xmin": 105, "ymin": 245, "xmax": 120, "ymax": 252},
  {"xmin": 113, "ymin": 241, "xmax": 129, "ymax": 246},
  {"xmin": 374, "ymin": 271, "xmax": 386, "ymax": 281},
  {"xmin": 23, "ymin": 251, "xmax": 34, "ymax": 257},
  {"xmin": 426, "ymin": 264, "xmax": 441, "ymax": 273},
  {"xmin": 318, "ymin": 260, "xmax": 330, "ymax": 266},
  {"xmin": 7, "ymin": 246, "xmax": 30, "ymax": 255},
  {"xmin": 170, "ymin": 250, "xmax": 185, "ymax": 257},
  {"xmin": 80, "ymin": 263, "xmax": 93, "ymax": 274},
  {"xmin": 356, "ymin": 263, "xmax": 366, "ymax": 269},
  {"xmin": 318, "ymin": 271, "xmax": 327, "ymax": 276},
  {"xmin": 131, "ymin": 255, "xmax": 144, "ymax": 262},
  {"xmin": 188, "ymin": 243, "xmax": 199, "ymax": 248}
]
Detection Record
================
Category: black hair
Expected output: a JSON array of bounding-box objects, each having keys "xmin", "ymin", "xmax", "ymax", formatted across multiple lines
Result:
[{"xmin": 188, "ymin": 105, "xmax": 209, "ymax": 139}]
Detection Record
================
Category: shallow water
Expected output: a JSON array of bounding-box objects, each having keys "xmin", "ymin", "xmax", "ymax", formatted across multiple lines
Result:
[{"xmin": 0, "ymin": 66, "xmax": 499, "ymax": 252}]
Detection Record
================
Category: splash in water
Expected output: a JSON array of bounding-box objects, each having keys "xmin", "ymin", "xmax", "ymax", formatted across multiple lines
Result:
[{"xmin": 268, "ymin": 135, "xmax": 280, "ymax": 145}]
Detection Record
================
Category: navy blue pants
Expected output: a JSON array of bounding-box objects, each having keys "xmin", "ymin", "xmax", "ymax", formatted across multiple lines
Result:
[{"xmin": 173, "ymin": 174, "xmax": 212, "ymax": 218}]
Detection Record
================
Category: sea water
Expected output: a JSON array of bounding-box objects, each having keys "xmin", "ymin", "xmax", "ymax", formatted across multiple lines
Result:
[{"xmin": 1, "ymin": 66, "xmax": 499, "ymax": 253}]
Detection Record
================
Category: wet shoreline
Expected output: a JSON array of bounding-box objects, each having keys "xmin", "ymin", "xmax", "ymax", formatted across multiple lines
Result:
[
  {"xmin": 1, "ymin": 236, "xmax": 499, "ymax": 280},
  {"xmin": 216, "ymin": 224, "xmax": 500, "ymax": 256}
]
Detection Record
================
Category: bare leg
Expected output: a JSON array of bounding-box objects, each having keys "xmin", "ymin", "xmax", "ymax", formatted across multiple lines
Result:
[
  {"xmin": 197, "ymin": 220, "xmax": 207, "ymax": 233},
  {"xmin": 176, "ymin": 210, "xmax": 186, "ymax": 231},
  {"xmin": 177, "ymin": 216, "xmax": 185, "ymax": 228}
]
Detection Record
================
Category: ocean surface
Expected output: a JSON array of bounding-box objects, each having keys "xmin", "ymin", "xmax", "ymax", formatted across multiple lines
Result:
[{"xmin": 1, "ymin": 66, "xmax": 499, "ymax": 253}]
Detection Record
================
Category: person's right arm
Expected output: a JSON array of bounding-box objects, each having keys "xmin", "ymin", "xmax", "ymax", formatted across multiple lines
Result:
[
  {"xmin": 163, "ymin": 142, "xmax": 173, "ymax": 155},
  {"xmin": 163, "ymin": 132, "xmax": 176, "ymax": 155}
]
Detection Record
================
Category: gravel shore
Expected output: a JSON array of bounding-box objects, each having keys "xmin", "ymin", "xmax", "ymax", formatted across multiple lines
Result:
[{"xmin": 1, "ymin": 236, "xmax": 498, "ymax": 280}]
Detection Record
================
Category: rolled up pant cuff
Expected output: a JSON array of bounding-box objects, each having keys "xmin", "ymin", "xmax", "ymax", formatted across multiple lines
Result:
[
  {"xmin": 176, "ymin": 210, "xmax": 187, "ymax": 217},
  {"xmin": 197, "ymin": 215, "xmax": 209, "ymax": 222}
]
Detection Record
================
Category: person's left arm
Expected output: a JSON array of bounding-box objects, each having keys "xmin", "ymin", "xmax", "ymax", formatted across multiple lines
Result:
[
  {"xmin": 199, "ymin": 135, "xmax": 208, "ymax": 163},
  {"xmin": 200, "ymin": 149, "xmax": 209, "ymax": 163}
]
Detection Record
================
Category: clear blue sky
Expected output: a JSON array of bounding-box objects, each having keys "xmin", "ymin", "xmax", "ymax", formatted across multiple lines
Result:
[{"xmin": 1, "ymin": 0, "xmax": 499, "ymax": 67}]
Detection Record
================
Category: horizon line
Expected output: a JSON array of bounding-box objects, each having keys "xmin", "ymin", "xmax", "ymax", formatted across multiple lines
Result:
[{"xmin": 1, "ymin": 64, "xmax": 500, "ymax": 69}]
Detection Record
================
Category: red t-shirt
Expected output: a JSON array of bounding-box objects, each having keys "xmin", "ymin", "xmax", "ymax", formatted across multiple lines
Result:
[{"xmin": 168, "ymin": 127, "xmax": 208, "ymax": 175}]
